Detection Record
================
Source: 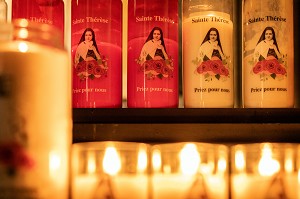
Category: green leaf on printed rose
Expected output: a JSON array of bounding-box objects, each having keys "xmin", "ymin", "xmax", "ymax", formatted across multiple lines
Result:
[
  {"xmin": 79, "ymin": 74, "xmax": 85, "ymax": 80},
  {"xmin": 89, "ymin": 74, "xmax": 95, "ymax": 80},
  {"xmin": 215, "ymin": 74, "xmax": 220, "ymax": 80},
  {"xmin": 222, "ymin": 59, "xmax": 227, "ymax": 65},
  {"xmin": 204, "ymin": 73, "xmax": 210, "ymax": 79},
  {"xmin": 97, "ymin": 59, "xmax": 103, "ymax": 65},
  {"xmin": 270, "ymin": 73, "xmax": 276, "ymax": 79},
  {"xmin": 157, "ymin": 73, "xmax": 164, "ymax": 79}
]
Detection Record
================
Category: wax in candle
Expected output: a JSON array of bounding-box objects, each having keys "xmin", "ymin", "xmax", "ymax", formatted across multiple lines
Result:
[
  {"xmin": 127, "ymin": 0, "xmax": 179, "ymax": 108},
  {"xmin": 71, "ymin": 0, "xmax": 122, "ymax": 108},
  {"xmin": 242, "ymin": 0, "xmax": 294, "ymax": 107},
  {"xmin": 0, "ymin": 39, "xmax": 71, "ymax": 198},
  {"xmin": 182, "ymin": 10, "xmax": 234, "ymax": 108}
]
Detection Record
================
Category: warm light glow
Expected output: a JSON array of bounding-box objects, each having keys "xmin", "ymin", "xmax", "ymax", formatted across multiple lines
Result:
[
  {"xmin": 284, "ymin": 158, "xmax": 293, "ymax": 173},
  {"xmin": 137, "ymin": 147, "xmax": 148, "ymax": 173},
  {"xmin": 18, "ymin": 28, "xmax": 28, "ymax": 39},
  {"xmin": 18, "ymin": 42, "xmax": 28, "ymax": 52},
  {"xmin": 87, "ymin": 152, "xmax": 96, "ymax": 174},
  {"xmin": 199, "ymin": 162, "xmax": 214, "ymax": 174},
  {"xmin": 179, "ymin": 144, "xmax": 200, "ymax": 175},
  {"xmin": 163, "ymin": 164, "xmax": 171, "ymax": 174},
  {"xmin": 298, "ymin": 169, "xmax": 300, "ymax": 183},
  {"xmin": 152, "ymin": 149, "xmax": 161, "ymax": 172},
  {"xmin": 217, "ymin": 157, "xmax": 227, "ymax": 173},
  {"xmin": 235, "ymin": 149, "xmax": 246, "ymax": 172},
  {"xmin": 49, "ymin": 151, "xmax": 61, "ymax": 174},
  {"xmin": 258, "ymin": 144, "xmax": 280, "ymax": 176},
  {"xmin": 284, "ymin": 149, "xmax": 294, "ymax": 173},
  {"xmin": 103, "ymin": 147, "xmax": 121, "ymax": 175}
]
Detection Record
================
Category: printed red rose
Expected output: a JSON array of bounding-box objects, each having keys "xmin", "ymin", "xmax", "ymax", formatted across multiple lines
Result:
[
  {"xmin": 275, "ymin": 65, "xmax": 287, "ymax": 75},
  {"xmin": 153, "ymin": 60, "xmax": 165, "ymax": 74},
  {"xmin": 253, "ymin": 61, "xmax": 264, "ymax": 74},
  {"xmin": 219, "ymin": 66, "xmax": 229, "ymax": 76},
  {"xmin": 94, "ymin": 65, "xmax": 107, "ymax": 76},
  {"xmin": 196, "ymin": 61, "xmax": 210, "ymax": 74},
  {"xmin": 264, "ymin": 59, "xmax": 279, "ymax": 74},
  {"xmin": 87, "ymin": 60, "xmax": 98, "ymax": 74},
  {"xmin": 75, "ymin": 61, "xmax": 85, "ymax": 73},
  {"xmin": 0, "ymin": 142, "xmax": 35, "ymax": 169},
  {"xmin": 140, "ymin": 60, "xmax": 154, "ymax": 72},
  {"xmin": 209, "ymin": 60, "xmax": 222, "ymax": 74}
]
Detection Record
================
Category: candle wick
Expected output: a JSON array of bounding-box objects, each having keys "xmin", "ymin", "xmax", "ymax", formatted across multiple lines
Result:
[
  {"xmin": 186, "ymin": 174, "xmax": 209, "ymax": 199},
  {"xmin": 265, "ymin": 171, "xmax": 288, "ymax": 199},
  {"xmin": 93, "ymin": 174, "xmax": 115, "ymax": 199}
]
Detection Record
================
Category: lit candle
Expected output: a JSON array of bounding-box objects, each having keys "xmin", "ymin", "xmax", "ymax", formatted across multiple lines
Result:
[
  {"xmin": 182, "ymin": 0, "xmax": 234, "ymax": 108},
  {"xmin": 231, "ymin": 143, "xmax": 300, "ymax": 199},
  {"xmin": 151, "ymin": 143, "xmax": 228, "ymax": 199},
  {"xmin": 72, "ymin": 142, "xmax": 149, "ymax": 199},
  {"xmin": 0, "ymin": 20, "xmax": 71, "ymax": 199},
  {"xmin": 242, "ymin": 0, "xmax": 294, "ymax": 107}
]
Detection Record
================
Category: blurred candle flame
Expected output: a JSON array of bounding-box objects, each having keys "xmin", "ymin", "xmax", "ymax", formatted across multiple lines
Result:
[
  {"xmin": 103, "ymin": 147, "xmax": 121, "ymax": 175},
  {"xmin": 284, "ymin": 149, "xmax": 293, "ymax": 173},
  {"xmin": 235, "ymin": 149, "xmax": 246, "ymax": 172},
  {"xmin": 152, "ymin": 149, "xmax": 161, "ymax": 172},
  {"xmin": 18, "ymin": 42, "xmax": 28, "ymax": 52},
  {"xmin": 258, "ymin": 144, "xmax": 280, "ymax": 176},
  {"xmin": 179, "ymin": 144, "xmax": 200, "ymax": 175},
  {"xmin": 137, "ymin": 147, "xmax": 148, "ymax": 173},
  {"xmin": 87, "ymin": 152, "xmax": 96, "ymax": 174},
  {"xmin": 217, "ymin": 157, "xmax": 227, "ymax": 173}
]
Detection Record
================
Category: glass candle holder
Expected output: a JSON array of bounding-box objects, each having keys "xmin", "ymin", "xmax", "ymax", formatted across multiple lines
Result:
[
  {"xmin": 182, "ymin": 0, "xmax": 234, "ymax": 108},
  {"xmin": 231, "ymin": 143, "xmax": 300, "ymax": 199},
  {"xmin": 0, "ymin": 19, "xmax": 71, "ymax": 199},
  {"xmin": 150, "ymin": 142, "xmax": 229, "ymax": 199},
  {"xmin": 72, "ymin": 141, "xmax": 150, "ymax": 199}
]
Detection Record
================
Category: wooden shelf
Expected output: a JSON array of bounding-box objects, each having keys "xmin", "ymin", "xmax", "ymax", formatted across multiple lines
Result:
[
  {"xmin": 73, "ymin": 108, "xmax": 300, "ymax": 144},
  {"xmin": 73, "ymin": 108, "xmax": 300, "ymax": 124}
]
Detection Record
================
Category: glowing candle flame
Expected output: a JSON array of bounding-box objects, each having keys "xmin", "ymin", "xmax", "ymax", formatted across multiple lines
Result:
[
  {"xmin": 49, "ymin": 151, "xmax": 61, "ymax": 172},
  {"xmin": 258, "ymin": 144, "xmax": 280, "ymax": 176},
  {"xmin": 217, "ymin": 157, "xmax": 227, "ymax": 173},
  {"xmin": 235, "ymin": 149, "xmax": 246, "ymax": 172},
  {"xmin": 152, "ymin": 149, "xmax": 161, "ymax": 172},
  {"xmin": 18, "ymin": 42, "xmax": 28, "ymax": 52},
  {"xmin": 103, "ymin": 147, "xmax": 121, "ymax": 175},
  {"xmin": 87, "ymin": 152, "xmax": 96, "ymax": 174},
  {"xmin": 137, "ymin": 147, "xmax": 148, "ymax": 173},
  {"xmin": 179, "ymin": 144, "xmax": 200, "ymax": 175},
  {"xmin": 284, "ymin": 149, "xmax": 293, "ymax": 173}
]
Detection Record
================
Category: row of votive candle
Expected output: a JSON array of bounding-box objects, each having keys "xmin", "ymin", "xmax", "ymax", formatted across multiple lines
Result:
[
  {"xmin": 72, "ymin": 142, "xmax": 300, "ymax": 199},
  {"xmin": 1, "ymin": 0, "xmax": 294, "ymax": 108}
]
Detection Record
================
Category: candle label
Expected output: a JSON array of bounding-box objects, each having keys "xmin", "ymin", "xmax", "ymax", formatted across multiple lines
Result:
[
  {"xmin": 72, "ymin": 0, "xmax": 122, "ymax": 108},
  {"xmin": 12, "ymin": 0, "xmax": 64, "ymax": 41},
  {"xmin": 243, "ymin": 0, "xmax": 294, "ymax": 107},
  {"xmin": 0, "ymin": 49, "xmax": 70, "ymax": 198},
  {"xmin": 127, "ymin": 0, "xmax": 178, "ymax": 108},
  {"xmin": 183, "ymin": 13, "xmax": 233, "ymax": 107},
  {"xmin": 0, "ymin": 74, "xmax": 37, "ymax": 198}
]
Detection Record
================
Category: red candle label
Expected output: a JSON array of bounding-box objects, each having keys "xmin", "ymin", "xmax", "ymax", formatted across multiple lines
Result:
[
  {"xmin": 127, "ymin": 0, "xmax": 179, "ymax": 108},
  {"xmin": 71, "ymin": 0, "xmax": 122, "ymax": 108},
  {"xmin": 12, "ymin": 0, "xmax": 64, "ymax": 41}
]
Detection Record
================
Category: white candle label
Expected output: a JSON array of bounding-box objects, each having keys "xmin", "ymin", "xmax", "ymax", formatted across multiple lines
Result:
[
  {"xmin": 243, "ymin": 0, "xmax": 294, "ymax": 107},
  {"xmin": 183, "ymin": 13, "xmax": 233, "ymax": 107},
  {"xmin": 0, "ymin": 46, "xmax": 71, "ymax": 198},
  {"xmin": 0, "ymin": 74, "xmax": 38, "ymax": 198},
  {"xmin": 71, "ymin": 0, "xmax": 122, "ymax": 108}
]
